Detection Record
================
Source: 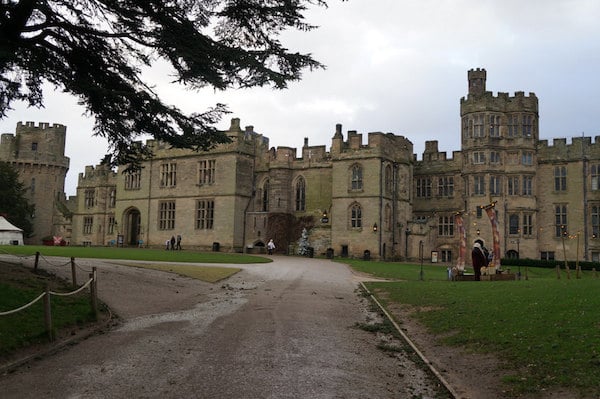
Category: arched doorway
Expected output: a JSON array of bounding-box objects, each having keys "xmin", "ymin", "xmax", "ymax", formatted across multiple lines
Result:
[
  {"xmin": 506, "ymin": 249, "xmax": 519, "ymax": 259},
  {"xmin": 123, "ymin": 208, "xmax": 141, "ymax": 246}
]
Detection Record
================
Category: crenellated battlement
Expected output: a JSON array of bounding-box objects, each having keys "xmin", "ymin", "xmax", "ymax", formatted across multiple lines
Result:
[
  {"xmin": 143, "ymin": 118, "xmax": 270, "ymax": 159},
  {"xmin": 538, "ymin": 135, "xmax": 600, "ymax": 161},
  {"xmin": 417, "ymin": 140, "xmax": 457, "ymax": 162},
  {"xmin": 268, "ymin": 140, "xmax": 329, "ymax": 167},
  {"xmin": 462, "ymin": 68, "xmax": 538, "ymax": 115},
  {"xmin": 414, "ymin": 140, "xmax": 461, "ymax": 174},
  {"xmin": 329, "ymin": 123, "xmax": 413, "ymax": 161},
  {"xmin": 1, "ymin": 121, "xmax": 70, "ymax": 168},
  {"xmin": 460, "ymin": 90, "xmax": 538, "ymax": 114},
  {"xmin": 77, "ymin": 163, "xmax": 117, "ymax": 187},
  {"xmin": 16, "ymin": 121, "xmax": 66, "ymax": 131}
]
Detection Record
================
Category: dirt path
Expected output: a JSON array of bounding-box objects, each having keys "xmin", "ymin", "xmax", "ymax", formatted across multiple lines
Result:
[{"xmin": 0, "ymin": 256, "xmax": 451, "ymax": 398}]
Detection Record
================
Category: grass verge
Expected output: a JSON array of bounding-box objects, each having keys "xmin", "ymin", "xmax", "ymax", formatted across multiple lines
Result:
[
  {"xmin": 113, "ymin": 262, "xmax": 241, "ymax": 283},
  {"xmin": 0, "ymin": 245, "xmax": 271, "ymax": 264},
  {"xmin": 343, "ymin": 259, "xmax": 600, "ymax": 397},
  {"xmin": 0, "ymin": 262, "xmax": 101, "ymax": 358}
]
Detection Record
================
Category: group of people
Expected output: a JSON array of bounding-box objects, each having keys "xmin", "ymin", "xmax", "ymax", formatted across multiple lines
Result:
[
  {"xmin": 471, "ymin": 238, "xmax": 492, "ymax": 280},
  {"xmin": 165, "ymin": 235, "xmax": 182, "ymax": 250}
]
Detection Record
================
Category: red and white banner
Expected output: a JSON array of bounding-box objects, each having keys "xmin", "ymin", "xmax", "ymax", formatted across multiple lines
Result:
[
  {"xmin": 484, "ymin": 203, "xmax": 501, "ymax": 268},
  {"xmin": 455, "ymin": 213, "xmax": 466, "ymax": 271}
]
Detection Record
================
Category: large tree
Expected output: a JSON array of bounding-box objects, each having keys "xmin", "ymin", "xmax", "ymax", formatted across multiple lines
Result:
[
  {"xmin": 0, "ymin": 162, "xmax": 34, "ymax": 237},
  {"xmin": 0, "ymin": 0, "xmax": 334, "ymax": 166}
]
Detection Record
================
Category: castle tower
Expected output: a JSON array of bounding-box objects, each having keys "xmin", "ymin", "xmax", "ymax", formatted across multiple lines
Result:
[
  {"xmin": 460, "ymin": 69, "xmax": 539, "ymax": 259},
  {"xmin": 467, "ymin": 68, "xmax": 487, "ymax": 96},
  {"xmin": 0, "ymin": 122, "xmax": 70, "ymax": 242}
]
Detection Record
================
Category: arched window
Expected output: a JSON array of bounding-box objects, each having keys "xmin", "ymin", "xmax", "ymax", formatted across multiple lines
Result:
[
  {"xmin": 509, "ymin": 214, "xmax": 519, "ymax": 234},
  {"xmin": 385, "ymin": 204, "xmax": 392, "ymax": 231},
  {"xmin": 261, "ymin": 179, "xmax": 269, "ymax": 212},
  {"xmin": 109, "ymin": 188, "xmax": 116, "ymax": 208},
  {"xmin": 295, "ymin": 177, "xmax": 306, "ymax": 211},
  {"xmin": 385, "ymin": 164, "xmax": 393, "ymax": 195},
  {"xmin": 350, "ymin": 203, "xmax": 362, "ymax": 228},
  {"xmin": 350, "ymin": 164, "xmax": 363, "ymax": 190}
]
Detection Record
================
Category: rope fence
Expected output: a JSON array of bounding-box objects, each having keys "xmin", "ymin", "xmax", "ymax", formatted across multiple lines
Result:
[
  {"xmin": 0, "ymin": 292, "xmax": 46, "ymax": 316},
  {"xmin": 37, "ymin": 253, "xmax": 72, "ymax": 268},
  {"xmin": 508, "ymin": 263, "xmax": 599, "ymax": 280},
  {"xmin": 0, "ymin": 254, "xmax": 98, "ymax": 341},
  {"xmin": 0, "ymin": 249, "xmax": 35, "ymax": 263}
]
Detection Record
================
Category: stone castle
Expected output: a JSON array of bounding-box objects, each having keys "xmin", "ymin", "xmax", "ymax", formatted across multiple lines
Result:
[
  {"xmin": 2, "ymin": 68, "xmax": 600, "ymax": 263},
  {"xmin": 0, "ymin": 122, "xmax": 71, "ymax": 241}
]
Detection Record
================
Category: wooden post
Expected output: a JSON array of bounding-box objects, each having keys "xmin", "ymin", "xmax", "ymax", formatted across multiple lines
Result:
[
  {"xmin": 561, "ymin": 228, "xmax": 568, "ymax": 272},
  {"xmin": 43, "ymin": 285, "xmax": 54, "ymax": 341},
  {"xmin": 556, "ymin": 264, "xmax": 561, "ymax": 279},
  {"xmin": 34, "ymin": 251, "xmax": 40, "ymax": 272},
  {"xmin": 71, "ymin": 257, "xmax": 77, "ymax": 287},
  {"xmin": 576, "ymin": 234, "xmax": 581, "ymax": 279},
  {"xmin": 89, "ymin": 267, "xmax": 98, "ymax": 320}
]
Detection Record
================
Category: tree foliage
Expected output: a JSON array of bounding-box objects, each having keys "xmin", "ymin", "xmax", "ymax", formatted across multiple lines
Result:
[
  {"xmin": 0, "ymin": 161, "xmax": 35, "ymax": 237},
  {"xmin": 0, "ymin": 0, "xmax": 334, "ymax": 166}
]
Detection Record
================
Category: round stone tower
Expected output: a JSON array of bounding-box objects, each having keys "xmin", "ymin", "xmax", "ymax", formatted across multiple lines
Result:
[{"xmin": 0, "ymin": 122, "xmax": 70, "ymax": 242}]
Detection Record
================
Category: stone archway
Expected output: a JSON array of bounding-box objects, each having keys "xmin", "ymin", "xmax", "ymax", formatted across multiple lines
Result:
[
  {"xmin": 506, "ymin": 249, "xmax": 519, "ymax": 259},
  {"xmin": 123, "ymin": 208, "xmax": 141, "ymax": 246}
]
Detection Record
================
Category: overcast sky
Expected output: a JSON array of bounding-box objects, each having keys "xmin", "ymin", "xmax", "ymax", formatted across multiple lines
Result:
[{"xmin": 1, "ymin": 0, "xmax": 599, "ymax": 196}]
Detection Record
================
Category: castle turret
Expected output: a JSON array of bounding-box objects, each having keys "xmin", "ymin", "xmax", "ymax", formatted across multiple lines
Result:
[
  {"xmin": 468, "ymin": 68, "xmax": 487, "ymax": 96},
  {"xmin": 331, "ymin": 123, "xmax": 344, "ymax": 155},
  {"xmin": 460, "ymin": 69, "xmax": 539, "ymax": 260},
  {"xmin": 0, "ymin": 122, "xmax": 70, "ymax": 242}
]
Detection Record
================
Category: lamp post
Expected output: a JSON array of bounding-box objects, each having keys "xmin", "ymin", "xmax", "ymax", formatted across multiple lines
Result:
[
  {"xmin": 405, "ymin": 228, "xmax": 411, "ymax": 259},
  {"xmin": 419, "ymin": 240, "xmax": 424, "ymax": 281},
  {"xmin": 561, "ymin": 225, "xmax": 569, "ymax": 278}
]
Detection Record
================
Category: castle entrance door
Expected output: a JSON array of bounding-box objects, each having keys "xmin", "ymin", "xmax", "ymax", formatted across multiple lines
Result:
[{"xmin": 124, "ymin": 208, "xmax": 141, "ymax": 246}]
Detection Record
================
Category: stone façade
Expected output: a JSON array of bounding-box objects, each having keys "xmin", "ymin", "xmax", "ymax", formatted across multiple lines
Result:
[{"xmin": 4, "ymin": 69, "xmax": 600, "ymax": 262}]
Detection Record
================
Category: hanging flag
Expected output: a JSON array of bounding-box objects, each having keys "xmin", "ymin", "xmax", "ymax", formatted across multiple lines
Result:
[
  {"xmin": 484, "ymin": 202, "xmax": 501, "ymax": 269},
  {"xmin": 455, "ymin": 213, "xmax": 466, "ymax": 272}
]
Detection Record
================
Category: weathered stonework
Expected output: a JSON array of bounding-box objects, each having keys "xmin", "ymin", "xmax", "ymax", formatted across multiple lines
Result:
[
  {"xmin": 6, "ymin": 69, "xmax": 600, "ymax": 263},
  {"xmin": 0, "ymin": 122, "xmax": 71, "ymax": 243}
]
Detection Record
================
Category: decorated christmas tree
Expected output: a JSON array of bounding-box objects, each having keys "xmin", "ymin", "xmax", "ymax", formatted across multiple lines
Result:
[{"xmin": 298, "ymin": 228, "xmax": 310, "ymax": 256}]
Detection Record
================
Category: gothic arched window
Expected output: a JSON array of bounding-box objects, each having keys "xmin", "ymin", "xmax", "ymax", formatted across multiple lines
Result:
[
  {"xmin": 350, "ymin": 164, "xmax": 363, "ymax": 190},
  {"xmin": 262, "ymin": 179, "xmax": 269, "ymax": 212},
  {"xmin": 295, "ymin": 177, "xmax": 306, "ymax": 211},
  {"xmin": 385, "ymin": 164, "xmax": 393, "ymax": 195},
  {"xmin": 350, "ymin": 203, "xmax": 362, "ymax": 228}
]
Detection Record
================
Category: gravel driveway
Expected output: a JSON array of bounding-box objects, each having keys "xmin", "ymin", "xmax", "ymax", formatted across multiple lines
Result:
[{"xmin": 0, "ymin": 256, "xmax": 450, "ymax": 398}]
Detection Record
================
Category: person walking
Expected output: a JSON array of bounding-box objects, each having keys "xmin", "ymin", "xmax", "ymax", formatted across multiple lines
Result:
[
  {"xmin": 176, "ymin": 234, "xmax": 182, "ymax": 250},
  {"xmin": 474, "ymin": 238, "xmax": 490, "ymax": 266},
  {"xmin": 170, "ymin": 236, "xmax": 176, "ymax": 251},
  {"xmin": 471, "ymin": 241, "xmax": 487, "ymax": 281},
  {"xmin": 267, "ymin": 239, "xmax": 276, "ymax": 255}
]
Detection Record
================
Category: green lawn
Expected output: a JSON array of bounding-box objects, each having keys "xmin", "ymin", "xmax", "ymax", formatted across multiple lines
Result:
[
  {"xmin": 0, "ymin": 245, "xmax": 272, "ymax": 264},
  {"xmin": 0, "ymin": 264, "xmax": 99, "ymax": 357},
  {"xmin": 343, "ymin": 259, "xmax": 600, "ymax": 397}
]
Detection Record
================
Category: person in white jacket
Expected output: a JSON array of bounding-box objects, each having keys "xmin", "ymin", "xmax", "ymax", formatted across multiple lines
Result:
[{"xmin": 267, "ymin": 239, "xmax": 276, "ymax": 255}]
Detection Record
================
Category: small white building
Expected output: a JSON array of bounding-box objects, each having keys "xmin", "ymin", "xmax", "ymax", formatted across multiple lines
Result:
[{"xmin": 0, "ymin": 216, "xmax": 24, "ymax": 245}]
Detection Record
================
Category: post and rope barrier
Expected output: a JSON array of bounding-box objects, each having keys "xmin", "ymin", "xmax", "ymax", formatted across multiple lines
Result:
[{"xmin": 0, "ymin": 255, "xmax": 98, "ymax": 341}]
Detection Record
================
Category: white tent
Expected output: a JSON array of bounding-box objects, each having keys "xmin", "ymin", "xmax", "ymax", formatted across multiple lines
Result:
[{"xmin": 0, "ymin": 216, "xmax": 24, "ymax": 245}]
